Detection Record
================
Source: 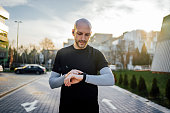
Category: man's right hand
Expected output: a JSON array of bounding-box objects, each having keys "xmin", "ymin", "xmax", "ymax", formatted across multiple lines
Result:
[{"xmin": 64, "ymin": 69, "xmax": 83, "ymax": 86}]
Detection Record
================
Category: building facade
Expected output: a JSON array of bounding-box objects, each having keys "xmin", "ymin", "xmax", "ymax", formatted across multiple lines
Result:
[
  {"xmin": 151, "ymin": 14, "xmax": 170, "ymax": 73},
  {"xmin": 0, "ymin": 7, "xmax": 9, "ymax": 65}
]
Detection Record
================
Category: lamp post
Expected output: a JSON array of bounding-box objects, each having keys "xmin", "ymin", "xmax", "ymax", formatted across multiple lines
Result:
[
  {"xmin": 14, "ymin": 21, "xmax": 22, "ymax": 65},
  {"xmin": 14, "ymin": 21, "xmax": 22, "ymax": 51}
]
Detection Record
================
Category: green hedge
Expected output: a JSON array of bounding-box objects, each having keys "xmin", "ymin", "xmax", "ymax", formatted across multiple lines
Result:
[{"xmin": 113, "ymin": 70, "xmax": 170, "ymax": 109}]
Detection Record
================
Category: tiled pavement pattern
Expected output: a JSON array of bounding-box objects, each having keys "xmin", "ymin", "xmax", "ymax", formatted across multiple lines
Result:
[
  {"xmin": 98, "ymin": 86, "xmax": 168, "ymax": 113},
  {"xmin": 0, "ymin": 73, "xmax": 169, "ymax": 113},
  {"xmin": 0, "ymin": 73, "xmax": 42, "ymax": 95}
]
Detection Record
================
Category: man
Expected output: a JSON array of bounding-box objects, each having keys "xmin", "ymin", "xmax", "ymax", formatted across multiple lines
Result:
[{"xmin": 49, "ymin": 18, "xmax": 115, "ymax": 113}]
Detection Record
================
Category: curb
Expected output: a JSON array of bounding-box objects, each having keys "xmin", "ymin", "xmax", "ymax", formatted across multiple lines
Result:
[{"xmin": 0, "ymin": 77, "xmax": 41, "ymax": 98}]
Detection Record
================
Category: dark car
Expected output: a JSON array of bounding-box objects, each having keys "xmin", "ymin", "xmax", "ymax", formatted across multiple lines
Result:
[{"xmin": 14, "ymin": 64, "xmax": 46, "ymax": 75}]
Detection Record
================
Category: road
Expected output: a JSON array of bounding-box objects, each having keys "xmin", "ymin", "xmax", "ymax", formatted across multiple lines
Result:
[
  {"xmin": 0, "ymin": 72, "xmax": 42, "ymax": 97},
  {"xmin": 0, "ymin": 73, "xmax": 169, "ymax": 113}
]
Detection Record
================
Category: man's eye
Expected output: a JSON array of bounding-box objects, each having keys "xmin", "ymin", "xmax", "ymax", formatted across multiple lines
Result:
[
  {"xmin": 85, "ymin": 34, "xmax": 91, "ymax": 36},
  {"xmin": 77, "ymin": 32, "xmax": 83, "ymax": 35}
]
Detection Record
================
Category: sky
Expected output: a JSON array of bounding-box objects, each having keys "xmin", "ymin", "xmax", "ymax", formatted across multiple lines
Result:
[{"xmin": 0, "ymin": 0, "xmax": 170, "ymax": 49}]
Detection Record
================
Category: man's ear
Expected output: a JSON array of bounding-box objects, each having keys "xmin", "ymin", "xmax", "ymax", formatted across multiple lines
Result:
[{"xmin": 72, "ymin": 29, "xmax": 75, "ymax": 36}]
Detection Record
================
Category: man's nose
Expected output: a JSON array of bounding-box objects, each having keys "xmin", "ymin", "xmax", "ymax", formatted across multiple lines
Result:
[{"xmin": 82, "ymin": 34, "xmax": 86, "ymax": 40}]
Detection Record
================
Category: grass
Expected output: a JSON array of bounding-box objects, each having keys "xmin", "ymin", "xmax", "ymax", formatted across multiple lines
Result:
[{"xmin": 113, "ymin": 70, "xmax": 170, "ymax": 109}]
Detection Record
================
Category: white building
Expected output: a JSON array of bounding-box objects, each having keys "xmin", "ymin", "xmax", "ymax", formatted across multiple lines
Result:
[
  {"xmin": 151, "ymin": 14, "xmax": 170, "ymax": 73},
  {"xmin": 89, "ymin": 33, "xmax": 115, "ymax": 64}
]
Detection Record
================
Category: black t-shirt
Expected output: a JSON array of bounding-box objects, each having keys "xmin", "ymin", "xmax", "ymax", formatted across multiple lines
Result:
[{"xmin": 52, "ymin": 44, "xmax": 108, "ymax": 105}]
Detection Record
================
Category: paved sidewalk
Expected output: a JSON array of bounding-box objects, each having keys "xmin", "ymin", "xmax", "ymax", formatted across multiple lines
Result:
[
  {"xmin": 0, "ymin": 72, "xmax": 43, "ymax": 96},
  {"xmin": 0, "ymin": 74, "xmax": 169, "ymax": 113}
]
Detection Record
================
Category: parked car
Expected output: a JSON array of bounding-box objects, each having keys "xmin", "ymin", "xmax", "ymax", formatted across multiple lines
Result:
[
  {"xmin": 109, "ymin": 65, "xmax": 116, "ymax": 71},
  {"xmin": 14, "ymin": 64, "xmax": 46, "ymax": 74},
  {"xmin": 0, "ymin": 65, "xmax": 3, "ymax": 72}
]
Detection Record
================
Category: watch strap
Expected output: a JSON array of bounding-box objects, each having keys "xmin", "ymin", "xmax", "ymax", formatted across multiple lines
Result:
[{"xmin": 82, "ymin": 73, "xmax": 86, "ymax": 82}]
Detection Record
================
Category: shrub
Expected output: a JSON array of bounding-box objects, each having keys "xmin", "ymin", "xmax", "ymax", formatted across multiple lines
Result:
[
  {"xmin": 119, "ymin": 74, "xmax": 123, "ymax": 85},
  {"xmin": 123, "ymin": 74, "xmax": 128, "ymax": 87},
  {"xmin": 130, "ymin": 74, "xmax": 137, "ymax": 89},
  {"xmin": 150, "ymin": 78, "xmax": 160, "ymax": 98},
  {"xmin": 138, "ymin": 76, "xmax": 148, "ymax": 97},
  {"xmin": 166, "ymin": 79, "xmax": 170, "ymax": 101}
]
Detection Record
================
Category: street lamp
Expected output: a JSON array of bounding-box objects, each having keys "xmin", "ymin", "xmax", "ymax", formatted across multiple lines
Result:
[
  {"xmin": 14, "ymin": 21, "xmax": 22, "ymax": 51},
  {"xmin": 14, "ymin": 21, "xmax": 22, "ymax": 65}
]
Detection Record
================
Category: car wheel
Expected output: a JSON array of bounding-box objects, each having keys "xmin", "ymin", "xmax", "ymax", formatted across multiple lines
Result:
[
  {"xmin": 36, "ymin": 71, "xmax": 40, "ymax": 75},
  {"xmin": 16, "ymin": 70, "xmax": 20, "ymax": 74}
]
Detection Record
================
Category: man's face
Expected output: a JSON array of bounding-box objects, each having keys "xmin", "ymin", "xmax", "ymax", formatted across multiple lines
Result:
[{"xmin": 73, "ymin": 23, "xmax": 91, "ymax": 49}]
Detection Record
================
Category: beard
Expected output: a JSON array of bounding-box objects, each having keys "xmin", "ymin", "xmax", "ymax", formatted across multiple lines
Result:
[{"xmin": 75, "ymin": 39, "xmax": 87, "ymax": 49}]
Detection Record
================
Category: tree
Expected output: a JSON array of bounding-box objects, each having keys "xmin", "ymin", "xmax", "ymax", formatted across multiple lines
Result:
[
  {"xmin": 116, "ymin": 40, "xmax": 126, "ymax": 69},
  {"xmin": 119, "ymin": 74, "xmax": 123, "ymax": 85},
  {"xmin": 150, "ymin": 78, "xmax": 160, "ymax": 98},
  {"xmin": 123, "ymin": 74, "xmax": 128, "ymax": 87},
  {"xmin": 113, "ymin": 73, "xmax": 117, "ymax": 84},
  {"xmin": 140, "ymin": 43, "xmax": 150, "ymax": 65},
  {"xmin": 141, "ymin": 43, "xmax": 147, "ymax": 55},
  {"xmin": 126, "ymin": 49, "xmax": 130, "ymax": 66},
  {"xmin": 12, "ymin": 47, "xmax": 19, "ymax": 66},
  {"xmin": 138, "ymin": 76, "xmax": 148, "ymax": 97},
  {"xmin": 132, "ymin": 48, "xmax": 140, "ymax": 65},
  {"xmin": 8, "ymin": 46, "xmax": 13, "ymax": 68},
  {"xmin": 39, "ymin": 37, "xmax": 55, "ymax": 50},
  {"xmin": 166, "ymin": 79, "xmax": 170, "ymax": 101},
  {"xmin": 130, "ymin": 75, "xmax": 137, "ymax": 89},
  {"xmin": 29, "ymin": 47, "xmax": 38, "ymax": 64}
]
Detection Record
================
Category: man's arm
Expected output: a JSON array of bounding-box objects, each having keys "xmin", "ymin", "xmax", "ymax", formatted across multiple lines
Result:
[
  {"xmin": 49, "ymin": 71, "xmax": 65, "ymax": 89},
  {"xmin": 49, "ymin": 69, "xmax": 83, "ymax": 89},
  {"xmin": 85, "ymin": 67, "xmax": 115, "ymax": 86},
  {"xmin": 64, "ymin": 67, "xmax": 115, "ymax": 87}
]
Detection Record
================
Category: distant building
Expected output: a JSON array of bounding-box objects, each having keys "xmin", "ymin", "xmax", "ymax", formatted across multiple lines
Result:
[
  {"xmin": 0, "ymin": 7, "xmax": 9, "ymax": 65},
  {"xmin": 151, "ymin": 14, "xmax": 170, "ymax": 73},
  {"xmin": 124, "ymin": 30, "xmax": 159, "ymax": 55},
  {"xmin": 63, "ymin": 38, "xmax": 74, "ymax": 47},
  {"xmin": 124, "ymin": 30, "xmax": 144, "ymax": 52},
  {"xmin": 89, "ymin": 33, "xmax": 115, "ymax": 64}
]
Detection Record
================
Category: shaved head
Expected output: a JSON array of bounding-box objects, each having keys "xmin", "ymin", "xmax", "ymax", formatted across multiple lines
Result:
[
  {"xmin": 74, "ymin": 18, "xmax": 92, "ymax": 30},
  {"xmin": 72, "ymin": 18, "xmax": 92, "ymax": 49}
]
